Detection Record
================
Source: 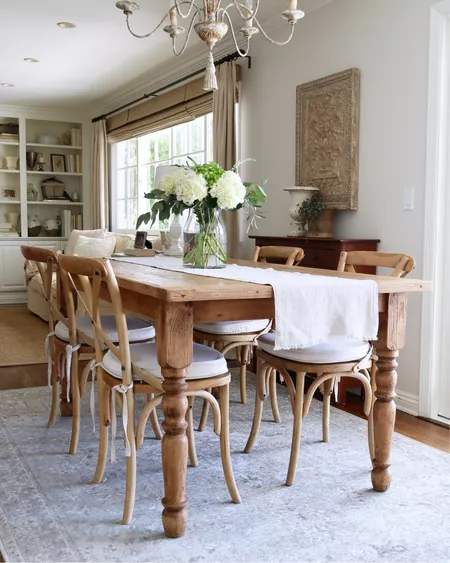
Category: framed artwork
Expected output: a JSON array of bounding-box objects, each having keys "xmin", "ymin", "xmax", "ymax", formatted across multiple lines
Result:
[
  {"xmin": 51, "ymin": 154, "xmax": 66, "ymax": 173},
  {"xmin": 1, "ymin": 188, "xmax": 16, "ymax": 200},
  {"xmin": 134, "ymin": 231, "xmax": 148, "ymax": 249},
  {"xmin": 296, "ymin": 68, "xmax": 360, "ymax": 210}
]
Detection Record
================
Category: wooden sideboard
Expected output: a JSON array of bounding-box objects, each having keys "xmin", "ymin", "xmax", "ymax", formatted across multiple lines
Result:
[
  {"xmin": 248, "ymin": 235, "xmax": 381, "ymax": 404},
  {"xmin": 249, "ymin": 236, "xmax": 380, "ymax": 274}
]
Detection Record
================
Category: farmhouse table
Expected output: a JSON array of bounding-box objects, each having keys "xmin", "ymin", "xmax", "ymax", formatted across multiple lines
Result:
[{"xmin": 101, "ymin": 258, "xmax": 431, "ymax": 538}]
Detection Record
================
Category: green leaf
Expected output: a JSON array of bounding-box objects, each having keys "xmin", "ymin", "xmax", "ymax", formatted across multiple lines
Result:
[{"xmin": 136, "ymin": 212, "xmax": 151, "ymax": 230}]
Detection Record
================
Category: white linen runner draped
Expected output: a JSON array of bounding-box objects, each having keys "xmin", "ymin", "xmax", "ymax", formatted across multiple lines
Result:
[{"xmin": 112, "ymin": 256, "xmax": 379, "ymax": 350}]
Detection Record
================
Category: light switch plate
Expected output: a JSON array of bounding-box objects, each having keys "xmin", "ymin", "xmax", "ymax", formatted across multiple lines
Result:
[{"xmin": 403, "ymin": 187, "xmax": 415, "ymax": 211}]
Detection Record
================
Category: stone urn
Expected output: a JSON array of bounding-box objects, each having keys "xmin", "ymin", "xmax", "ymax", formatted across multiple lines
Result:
[{"xmin": 284, "ymin": 187, "xmax": 320, "ymax": 236}]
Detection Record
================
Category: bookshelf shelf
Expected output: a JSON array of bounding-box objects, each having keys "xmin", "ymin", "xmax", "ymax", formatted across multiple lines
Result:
[
  {"xmin": 27, "ymin": 171, "xmax": 82, "ymax": 177},
  {"xmin": 0, "ymin": 141, "xmax": 19, "ymax": 146},
  {"xmin": 28, "ymin": 201, "xmax": 83, "ymax": 206},
  {"xmin": 26, "ymin": 143, "xmax": 82, "ymax": 150},
  {"xmin": 0, "ymin": 200, "xmax": 20, "ymax": 205},
  {"xmin": 0, "ymin": 170, "xmax": 20, "ymax": 174}
]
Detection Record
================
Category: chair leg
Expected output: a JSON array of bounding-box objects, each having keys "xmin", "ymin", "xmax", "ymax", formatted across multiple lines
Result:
[
  {"xmin": 93, "ymin": 373, "xmax": 110, "ymax": 484},
  {"xmin": 148, "ymin": 394, "xmax": 163, "ymax": 440},
  {"xmin": 69, "ymin": 351, "xmax": 80, "ymax": 455},
  {"xmin": 243, "ymin": 364, "xmax": 266, "ymax": 454},
  {"xmin": 47, "ymin": 348, "xmax": 60, "ymax": 428},
  {"xmin": 368, "ymin": 364, "xmax": 377, "ymax": 464},
  {"xmin": 286, "ymin": 372, "xmax": 306, "ymax": 487},
  {"xmin": 122, "ymin": 392, "xmax": 137, "ymax": 525},
  {"xmin": 219, "ymin": 384, "xmax": 241, "ymax": 503},
  {"xmin": 186, "ymin": 396, "xmax": 198, "ymax": 467},
  {"xmin": 322, "ymin": 378, "xmax": 333, "ymax": 443},
  {"xmin": 269, "ymin": 369, "xmax": 281, "ymax": 423},
  {"xmin": 198, "ymin": 388, "xmax": 211, "ymax": 432},
  {"xmin": 239, "ymin": 345, "xmax": 249, "ymax": 405}
]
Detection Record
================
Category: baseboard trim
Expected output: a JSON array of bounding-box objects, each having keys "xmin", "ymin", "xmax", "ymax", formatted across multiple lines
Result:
[
  {"xmin": 396, "ymin": 390, "xmax": 419, "ymax": 416},
  {"xmin": 0, "ymin": 292, "xmax": 27, "ymax": 305}
]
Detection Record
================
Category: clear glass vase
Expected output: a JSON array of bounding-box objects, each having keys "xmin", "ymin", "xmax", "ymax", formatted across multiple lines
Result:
[{"xmin": 183, "ymin": 208, "xmax": 227, "ymax": 269}]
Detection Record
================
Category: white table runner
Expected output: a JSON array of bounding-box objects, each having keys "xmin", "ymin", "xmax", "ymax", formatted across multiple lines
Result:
[{"xmin": 112, "ymin": 255, "xmax": 379, "ymax": 350}]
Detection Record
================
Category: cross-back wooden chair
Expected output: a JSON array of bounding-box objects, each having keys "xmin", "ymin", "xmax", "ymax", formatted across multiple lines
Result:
[
  {"xmin": 194, "ymin": 245, "xmax": 306, "ymax": 433},
  {"xmin": 244, "ymin": 250, "xmax": 416, "ymax": 485},
  {"xmin": 58, "ymin": 255, "xmax": 241, "ymax": 525},
  {"xmin": 21, "ymin": 246, "xmax": 69, "ymax": 429},
  {"xmin": 337, "ymin": 251, "xmax": 415, "ymax": 278},
  {"xmin": 252, "ymin": 246, "xmax": 305, "ymax": 266},
  {"xmin": 21, "ymin": 245, "xmax": 156, "ymax": 455}
]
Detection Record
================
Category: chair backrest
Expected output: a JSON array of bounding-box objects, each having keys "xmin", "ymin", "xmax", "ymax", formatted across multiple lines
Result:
[
  {"xmin": 58, "ymin": 255, "xmax": 133, "ymax": 386},
  {"xmin": 337, "ymin": 251, "xmax": 415, "ymax": 278},
  {"xmin": 252, "ymin": 246, "xmax": 305, "ymax": 267},
  {"xmin": 21, "ymin": 246, "xmax": 63, "ymax": 332}
]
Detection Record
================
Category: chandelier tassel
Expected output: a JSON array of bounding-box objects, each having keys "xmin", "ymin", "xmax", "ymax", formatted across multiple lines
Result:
[{"xmin": 203, "ymin": 49, "xmax": 218, "ymax": 91}]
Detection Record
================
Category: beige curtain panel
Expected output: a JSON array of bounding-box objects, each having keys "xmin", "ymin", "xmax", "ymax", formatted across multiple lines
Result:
[
  {"xmin": 92, "ymin": 120, "xmax": 109, "ymax": 229},
  {"xmin": 107, "ymin": 77, "xmax": 213, "ymax": 143},
  {"xmin": 213, "ymin": 62, "xmax": 239, "ymax": 259}
]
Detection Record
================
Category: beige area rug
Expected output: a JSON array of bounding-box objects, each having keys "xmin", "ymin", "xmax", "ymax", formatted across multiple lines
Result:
[
  {"xmin": 0, "ymin": 307, "xmax": 48, "ymax": 366},
  {"xmin": 1, "ymin": 374, "xmax": 450, "ymax": 562}
]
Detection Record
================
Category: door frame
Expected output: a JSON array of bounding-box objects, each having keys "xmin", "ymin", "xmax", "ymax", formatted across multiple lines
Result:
[{"xmin": 420, "ymin": 1, "xmax": 450, "ymax": 422}]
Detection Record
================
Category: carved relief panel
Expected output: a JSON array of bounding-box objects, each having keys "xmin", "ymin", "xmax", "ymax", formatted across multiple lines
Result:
[{"xmin": 296, "ymin": 68, "xmax": 360, "ymax": 210}]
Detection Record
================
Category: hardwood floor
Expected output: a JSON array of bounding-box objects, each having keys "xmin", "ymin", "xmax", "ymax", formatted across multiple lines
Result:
[{"xmin": 337, "ymin": 393, "xmax": 450, "ymax": 454}]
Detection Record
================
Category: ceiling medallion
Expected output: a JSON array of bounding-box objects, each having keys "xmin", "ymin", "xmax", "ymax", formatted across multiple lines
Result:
[{"xmin": 116, "ymin": 1, "xmax": 305, "ymax": 91}]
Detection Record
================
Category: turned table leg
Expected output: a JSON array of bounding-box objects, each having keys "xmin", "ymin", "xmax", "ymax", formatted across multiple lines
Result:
[
  {"xmin": 371, "ymin": 293, "xmax": 407, "ymax": 492},
  {"xmin": 157, "ymin": 302, "xmax": 193, "ymax": 538},
  {"xmin": 371, "ymin": 345, "xmax": 398, "ymax": 491}
]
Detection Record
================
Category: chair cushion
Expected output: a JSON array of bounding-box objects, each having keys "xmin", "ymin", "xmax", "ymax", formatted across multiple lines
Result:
[
  {"xmin": 55, "ymin": 316, "xmax": 155, "ymax": 343},
  {"xmin": 102, "ymin": 342, "xmax": 228, "ymax": 381},
  {"xmin": 258, "ymin": 332, "xmax": 370, "ymax": 365},
  {"xmin": 195, "ymin": 319, "xmax": 270, "ymax": 335}
]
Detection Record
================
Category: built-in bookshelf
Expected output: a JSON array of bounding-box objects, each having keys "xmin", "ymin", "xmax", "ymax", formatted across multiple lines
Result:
[{"xmin": 0, "ymin": 116, "xmax": 85, "ymax": 239}]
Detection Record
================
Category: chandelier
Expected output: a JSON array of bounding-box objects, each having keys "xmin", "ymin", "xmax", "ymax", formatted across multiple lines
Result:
[{"xmin": 116, "ymin": 1, "xmax": 305, "ymax": 90}]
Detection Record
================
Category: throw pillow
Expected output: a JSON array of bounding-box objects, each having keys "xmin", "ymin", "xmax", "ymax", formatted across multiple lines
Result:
[
  {"xmin": 66, "ymin": 228, "xmax": 107, "ymax": 255},
  {"xmin": 72, "ymin": 235, "xmax": 116, "ymax": 258}
]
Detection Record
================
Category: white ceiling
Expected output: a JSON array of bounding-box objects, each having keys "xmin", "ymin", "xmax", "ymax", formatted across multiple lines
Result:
[{"xmin": 0, "ymin": 0, "xmax": 330, "ymax": 110}]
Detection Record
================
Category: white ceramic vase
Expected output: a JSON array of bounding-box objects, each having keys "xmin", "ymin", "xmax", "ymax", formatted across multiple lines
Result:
[
  {"xmin": 163, "ymin": 214, "xmax": 184, "ymax": 257},
  {"xmin": 284, "ymin": 186, "xmax": 320, "ymax": 236}
]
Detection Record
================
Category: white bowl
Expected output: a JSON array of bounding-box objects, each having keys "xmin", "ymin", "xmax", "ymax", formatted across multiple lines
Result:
[{"xmin": 36, "ymin": 134, "xmax": 60, "ymax": 145}]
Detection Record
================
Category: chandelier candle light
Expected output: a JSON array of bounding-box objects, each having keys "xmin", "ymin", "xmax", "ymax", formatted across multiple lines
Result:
[
  {"xmin": 115, "ymin": 0, "xmax": 305, "ymax": 90},
  {"xmin": 136, "ymin": 159, "xmax": 267, "ymax": 268}
]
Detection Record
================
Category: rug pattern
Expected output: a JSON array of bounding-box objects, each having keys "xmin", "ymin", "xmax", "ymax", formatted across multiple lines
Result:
[{"xmin": 0, "ymin": 374, "xmax": 449, "ymax": 562}]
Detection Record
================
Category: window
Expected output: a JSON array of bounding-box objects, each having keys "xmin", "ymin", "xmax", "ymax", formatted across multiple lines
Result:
[{"xmin": 111, "ymin": 114, "xmax": 213, "ymax": 233}]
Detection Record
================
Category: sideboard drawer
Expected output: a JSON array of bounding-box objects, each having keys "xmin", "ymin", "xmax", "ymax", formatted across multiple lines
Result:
[{"xmin": 301, "ymin": 248, "xmax": 337, "ymax": 270}]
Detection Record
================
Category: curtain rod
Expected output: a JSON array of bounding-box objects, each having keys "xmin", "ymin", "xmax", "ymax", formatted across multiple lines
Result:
[{"xmin": 92, "ymin": 52, "xmax": 250, "ymax": 124}]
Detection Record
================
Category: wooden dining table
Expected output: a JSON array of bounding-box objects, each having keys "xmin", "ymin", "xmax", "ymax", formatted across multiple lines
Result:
[{"xmin": 100, "ymin": 258, "xmax": 431, "ymax": 538}]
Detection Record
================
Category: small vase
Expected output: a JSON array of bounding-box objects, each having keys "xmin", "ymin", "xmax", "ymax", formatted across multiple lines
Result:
[
  {"xmin": 163, "ymin": 214, "xmax": 184, "ymax": 257},
  {"xmin": 183, "ymin": 208, "xmax": 227, "ymax": 269},
  {"xmin": 307, "ymin": 209, "xmax": 335, "ymax": 238}
]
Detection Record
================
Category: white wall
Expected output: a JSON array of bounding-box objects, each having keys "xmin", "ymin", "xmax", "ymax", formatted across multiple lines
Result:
[{"xmin": 239, "ymin": 0, "xmax": 439, "ymax": 408}]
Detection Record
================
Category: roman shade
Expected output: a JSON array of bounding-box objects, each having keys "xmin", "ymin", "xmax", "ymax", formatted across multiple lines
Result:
[{"xmin": 106, "ymin": 77, "xmax": 212, "ymax": 143}]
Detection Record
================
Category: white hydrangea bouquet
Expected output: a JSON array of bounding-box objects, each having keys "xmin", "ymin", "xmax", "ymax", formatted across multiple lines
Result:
[{"xmin": 137, "ymin": 160, "xmax": 266, "ymax": 269}]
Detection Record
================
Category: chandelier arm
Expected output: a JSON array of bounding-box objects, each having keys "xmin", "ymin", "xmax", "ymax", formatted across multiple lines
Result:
[
  {"xmin": 223, "ymin": 11, "xmax": 251, "ymax": 57},
  {"xmin": 172, "ymin": 10, "xmax": 200, "ymax": 56},
  {"xmin": 231, "ymin": 0, "xmax": 260, "ymax": 21},
  {"xmin": 125, "ymin": 12, "xmax": 169, "ymax": 39},
  {"xmin": 221, "ymin": 0, "xmax": 260, "ymax": 21},
  {"xmin": 173, "ymin": 0, "xmax": 197, "ymax": 19},
  {"xmin": 253, "ymin": 15, "xmax": 296, "ymax": 46}
]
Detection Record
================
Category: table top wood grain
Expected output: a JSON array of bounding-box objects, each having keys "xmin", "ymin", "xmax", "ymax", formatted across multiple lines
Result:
[{"xmin": 111, "ymin": 258, "xmax": 432, "ymax": 303}]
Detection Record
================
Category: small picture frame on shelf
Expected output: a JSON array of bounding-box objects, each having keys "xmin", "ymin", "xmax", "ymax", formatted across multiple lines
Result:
[
  {"xmin": 1, "ymin": 189, "xmax": 16, "ymax": 200},
  {"xmin": 51, "ymin": 154, "xmax": 66, "ymax": 173},
  {"xmin": 134, "ymin": 231, "xmax": 148, "ymax": 249}
]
